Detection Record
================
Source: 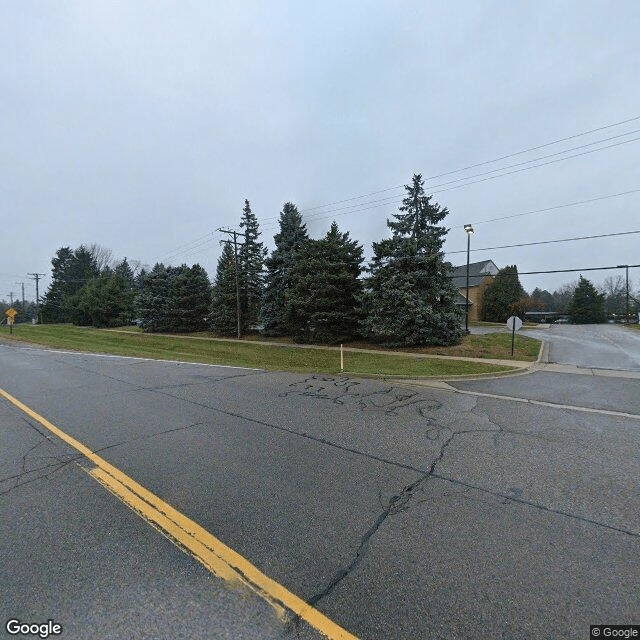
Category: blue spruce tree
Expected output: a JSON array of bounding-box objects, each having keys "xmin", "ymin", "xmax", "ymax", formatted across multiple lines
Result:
[
  {"xmin": 261, "ymin": 202, "xmax": 308, "ymax": 336},
  {"xmin": 361, "ymin": 174, "xmax": 463, "ymax": 346}
]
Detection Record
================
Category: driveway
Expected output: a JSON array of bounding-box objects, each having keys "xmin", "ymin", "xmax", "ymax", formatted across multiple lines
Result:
[{"xmin": 525, "ymin": 323, "xmax": 640, "ymax": 371}]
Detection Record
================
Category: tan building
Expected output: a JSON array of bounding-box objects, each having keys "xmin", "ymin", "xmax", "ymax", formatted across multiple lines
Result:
[{"xmin": 450, "ymin": 260, "xmax": 498, "ymax": 322}]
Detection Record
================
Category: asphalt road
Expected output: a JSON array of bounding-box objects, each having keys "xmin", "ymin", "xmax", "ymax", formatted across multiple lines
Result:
[{"xmin": 1, "ymin": 328, "xmax": 638, "ymax": 639}]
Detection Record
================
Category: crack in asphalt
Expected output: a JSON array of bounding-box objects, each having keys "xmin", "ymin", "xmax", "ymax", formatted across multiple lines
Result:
[
  {"xmin": 91, "ymin": 422, "xmax": 208, "ymax": 454},
  {"xmin": 431, "ymin": 472, "xmax": 640, "ymax": 538},
  {"xmin": 141, "ymin": 376, "xmax": 640, "ymax": 552},
  {"xmin": 147, "ymin": 385, "xmax": 428, "ymax": 475},
  {"xmin": 3, "ymin": 358, "xmax": 638, "ymax": 602},
  {"xmin": 305, "ymin": 430, "xmax": 457, "ymax": 607},
  {"xmin": 51, "ymin": 356, "xmax": 267, "ymax": 392},
  {"xmin": 0, "ymin": 421, "xmax": 209, "ymax": 499},
  {"xmin": 0, "ymin": 412, "xmax": 80, "ymax": 496}
]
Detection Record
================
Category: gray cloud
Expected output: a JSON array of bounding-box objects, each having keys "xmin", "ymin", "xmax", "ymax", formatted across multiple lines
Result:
[{"xmin": 2, "ymin": 0, "xmax": 639, "ymax": 301}]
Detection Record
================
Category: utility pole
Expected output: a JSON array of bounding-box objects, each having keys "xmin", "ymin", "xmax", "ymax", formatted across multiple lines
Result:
[
  {"xmin": 7, "ymin": 292, "xmax": 14, "ymax": 306},
  {"xmin": 28, "ymin": 273, "xmax": 45, "ymax": 324},
  {"xmin": 617, "ymin": 265, "xmax": 630, "ymax": 323},
  {"xmin": 217, "ymin": 228, "xmax": 247, "ymax": 339},
  {"xmin": 15, "ymin": 282, "xmax": 25, "ymax": 308},
  {"xmin": 626, "ymin": 265, "xmax": 630, "ymax": 324}
]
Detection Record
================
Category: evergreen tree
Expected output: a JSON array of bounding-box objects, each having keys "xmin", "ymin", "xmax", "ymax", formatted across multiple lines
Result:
[
  {"xmin": 41, "ymin": 245, "xmax": 100, "ymax": 324},
  {"xmin": 210, "ymin": 243, "xmax": 238, "ymax": 335},
  {"xmin": 568, "ymin": 276, "xmax": 606, "ymax": 323},
  {"xmin": 482, "ymin": 265, "xmax": 527, "ymax": 322},
  {"xmin": 168, "ymin": 264, "xmax": 211, "ymax": 332},
  {"xmin": 286, "ymin": 222, "xmax": 364, "ymax": 343},
  {"xmin": 41, "ymin": 247, "xmax": 74, "ymax": 323},
  {"xmin": 239, "ymin": 199, "xmax": 267, "ymax": 330},
  {"xmin": 360, "ymin": 174, "xmax": 463, "ymax": 346},
  {"xmin": 136, "ymin": 263, "xmax": 172, "ymax": 332},
  {"xmin": 74, "ymin": 273, "xmax": 135, "ymax": 328},
  {"xmin": 531, "ymin": 287, "xmax": 554, "ymax": 311},
  {"xmin": 134, "ymin": 268, "xmax": 147, "ymax": 291},
  {"xmin": 114, "ymin": 257, "xmax": 136, "ymax": 288},
  {"xmin": 261, "ymin": 202, "xmax": 308, "ymax": 336}
]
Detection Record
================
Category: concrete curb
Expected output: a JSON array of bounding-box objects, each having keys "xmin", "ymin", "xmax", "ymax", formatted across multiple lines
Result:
[
  {"xmin": 366, "ymin": 339, "xmax": 549, "ymax": 385},
  {"xmin": 537, "ymin": 339, "xmax": 549, "ymax": 364}
]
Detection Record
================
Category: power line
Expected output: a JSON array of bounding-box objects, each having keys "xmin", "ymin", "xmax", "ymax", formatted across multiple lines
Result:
[
  {"xmin": 155, "ymin": 232, "xmax": 217, "ymax": 262},
  {"xmin": 416, "ymin": 128, "xmax": 640, "ymax": 190},
  {"xmin": 161, "ymin": 237, "xmax": 218, "ymax": 262},
  {"xmin": 517, "ymin": 264, "xmax": 639, "ymax": 276},
  {"xmin": 126, "ymin": 185, "xmax": 640, "ymax": 266},
  {"xmin": 431, "ymin": 135, "xmax": 640, "ymax": 196},
  {"xmin": 266, "ymin": 135, "xmax": 640, "ymax": 228},
  {"xmin": 291, "ymin": 114, "xmax": 640, "ymax": 214},
  {"xmin": 294, "ymin": 127, "xmax": 640, "ymax": 221},
  {"xmin": 259, "ymin": 135, "xmax": 640, "ymax": 231},
  {"xmin": 158, "ymin": 116, "xmax": 640, "ymax": 260},
  {"xmin": 471, "ymin": 188, "xmax": 640, "ymax": 226},
  {"xmin": 446, "ymin": 229, "xmax": 640, "ymax": 255}
]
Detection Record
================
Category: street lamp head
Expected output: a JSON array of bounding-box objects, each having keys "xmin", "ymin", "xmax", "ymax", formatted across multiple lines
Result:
[{"xmin": 464, "ymin": 224, "xmax": 474, "ymax": 235}]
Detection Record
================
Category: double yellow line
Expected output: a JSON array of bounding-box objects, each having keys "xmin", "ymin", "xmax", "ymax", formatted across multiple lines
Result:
[{"xmin": 0, "ymin": 387, "xmax": 358, "ymax": 640}]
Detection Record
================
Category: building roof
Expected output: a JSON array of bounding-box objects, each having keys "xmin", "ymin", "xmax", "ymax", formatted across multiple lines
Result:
[{"xmin": 450, "ymin": 260, "xmax": 498, "ymax": 289}]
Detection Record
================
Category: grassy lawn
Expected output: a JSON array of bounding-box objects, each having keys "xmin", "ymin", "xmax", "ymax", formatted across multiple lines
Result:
[
  {"xmin": 189, "ymin": 329, "xmax": 540, "ymax": 361},
  {"xmin": 344, "ymin": 332, "xmax": 540, "ymax": 361},
  {"xmin": 0, "ymin": 324, "xmax": 523, "ymax": 377}
]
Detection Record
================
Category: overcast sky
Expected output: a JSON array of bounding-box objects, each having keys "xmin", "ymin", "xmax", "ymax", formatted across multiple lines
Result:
[{"xmin": 2, "ymin": 0, "xmax": 639, "ymax": 304}]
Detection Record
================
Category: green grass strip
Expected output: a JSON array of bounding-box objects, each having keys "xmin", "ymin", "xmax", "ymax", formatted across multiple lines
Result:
[{"xmin": 0, "ymin": 325, "xmax": 518, "ymax": 377}]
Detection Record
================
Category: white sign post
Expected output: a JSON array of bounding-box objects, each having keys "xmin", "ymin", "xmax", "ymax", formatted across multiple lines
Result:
[{"xmin": 506, "ymin": 315, "xmax": 523, "ymax": 356}]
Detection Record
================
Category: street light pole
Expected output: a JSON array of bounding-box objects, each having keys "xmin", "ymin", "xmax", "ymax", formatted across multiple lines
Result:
[{"xmin": 464, "ymin": 224, "xmax": 474, "ymax": 334}]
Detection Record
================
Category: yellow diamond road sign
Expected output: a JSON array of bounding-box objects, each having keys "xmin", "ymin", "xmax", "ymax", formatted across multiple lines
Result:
[{"xmin": 5, "ymin": 308, "xmax": 17, "ymax": 319}]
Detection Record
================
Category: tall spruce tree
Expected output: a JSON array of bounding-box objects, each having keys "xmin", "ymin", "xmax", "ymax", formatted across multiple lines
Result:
[
  {"xmin": 41, "ymin": 247, "xmax": 74, "ymax": 322},
  {"xmin": 361, "ymin": 174, "xmax": 463, "ymax": 346},
  {"xmin": 41, "ymin": 245, "xmax": 100, "ymax": 324},
  {"xmin": 261, "ymin": 202, "xmax": 309, "ymax": 336},
  {"xmin": 168, "ymin": 264, "xmax": 211, "ymax": 332},
  {"xmin": 239, "ymin": 199, "xmax": 266, "ymax": 330},
  {"xmin": 136, "ymin": 263, "xmax": 172, "ymax": 332},
  {"xmin": 210, "ymin": 243, "xmax": 238, "ymax": 335},
  {"xmin": 568, "ymin": 276, "xmax": 606, "ymax": 323},
  {"xmin": 114, "ymin": 257, "xmax": 136, "ymax": 287},
  {"xmin": 482, "ymin": 265, "xmax": 527, "ymax": 322},
  {"xmin": 286, "ymin": 222, "xmax": 364, "ymax": 343}
]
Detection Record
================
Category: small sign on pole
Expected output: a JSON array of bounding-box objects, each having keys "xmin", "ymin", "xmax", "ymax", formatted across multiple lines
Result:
[
  {"xmin": 5, "ymin": 308, "xmax": 17, "ymax": 334},
  {"xmin": 506, "ymin": 315, "xmax": 523, "ymax": 356}
]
